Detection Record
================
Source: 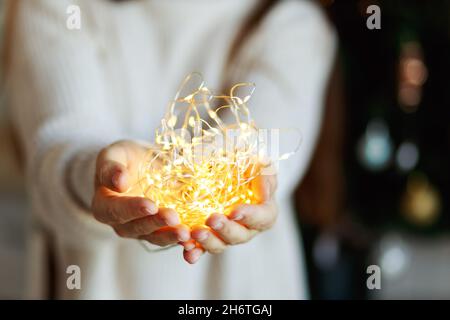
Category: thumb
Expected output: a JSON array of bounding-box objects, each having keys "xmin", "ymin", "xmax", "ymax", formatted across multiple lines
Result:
[
  {"xmin": 96, "ymin": 140, "xmax": 152, "ymax": 193},
  {"xmin": 252, "ymin": 173, "xmax": 277, "ymax": 203},
  {"xmin": 96, "ymin": 144, "xmax": 130, "ymax": 192},
  {"xmin": 97, "ymin": 160, "xmax": 129, "ymax": 193}
]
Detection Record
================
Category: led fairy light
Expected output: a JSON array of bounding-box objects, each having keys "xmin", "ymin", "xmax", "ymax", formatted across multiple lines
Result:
[{"xmin": 138, "ymin": 73, "xmax": 279, "ymax": 227}]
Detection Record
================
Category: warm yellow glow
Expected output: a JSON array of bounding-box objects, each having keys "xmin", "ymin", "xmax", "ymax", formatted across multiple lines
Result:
[{"xmin": 139, "ymin": 73, "xmax": 264, "ymax": 227}]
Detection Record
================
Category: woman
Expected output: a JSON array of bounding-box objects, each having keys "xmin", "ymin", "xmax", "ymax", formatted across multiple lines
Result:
[{"xmin": 5, "ymin": 0, "xmax": 336, "ymax": 299}]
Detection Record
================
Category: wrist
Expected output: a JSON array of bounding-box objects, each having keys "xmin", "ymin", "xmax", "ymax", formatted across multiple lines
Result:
[{"xmin": 66, "ymin": 145, "xmax": 103, "ymax": 211}]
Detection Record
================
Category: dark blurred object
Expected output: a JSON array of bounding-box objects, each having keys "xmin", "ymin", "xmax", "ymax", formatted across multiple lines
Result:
[
  {"xmin": 297, "ymin": 0, "xmax": 450, "ymax": 299},
  {"xmin": 328, "ymin": 0, "xmax": 450, "ymax": 230},
  {"xmin": 295, "ymin": 59, "xmax": 345, "ymax": 228}
]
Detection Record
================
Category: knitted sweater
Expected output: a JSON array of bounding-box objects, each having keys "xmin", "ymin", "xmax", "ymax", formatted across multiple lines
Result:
[{"xmin": 7, "ymin": 0, "xmax": 335, "ymax": 299}]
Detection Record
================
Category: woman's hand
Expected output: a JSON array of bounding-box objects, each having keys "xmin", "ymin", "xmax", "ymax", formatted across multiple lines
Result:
[
  {"xmin": 91, "ymin": 140, "xmax": 190, "ymax": 247},
  {"xmin": 182, "ymin": 173, "xmax": 278, "ymax": 264}
]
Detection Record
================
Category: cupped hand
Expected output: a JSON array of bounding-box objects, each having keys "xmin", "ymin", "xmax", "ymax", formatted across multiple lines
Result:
[
  {"xmin": 181, "ymin": 173, "xmax": 278, "ymax": 264},
  {"xmin": 91, "ymin": 140, "xmax": 190, "ymax": 247}
]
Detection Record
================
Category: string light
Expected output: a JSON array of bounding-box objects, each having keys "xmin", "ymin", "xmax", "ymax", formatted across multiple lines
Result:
[{"xmin": 138, "ymin": 73, "xmax": 275, "ymax": 227}]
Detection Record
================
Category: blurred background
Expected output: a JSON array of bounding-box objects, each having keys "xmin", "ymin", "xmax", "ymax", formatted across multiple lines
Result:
[
  {"xmin": 0, "ymin": 0, "xmax": 27, "ymax": 299},
  {"xmin": 0, "ymin": 0, "xmax": 449, "ymax": 299}
]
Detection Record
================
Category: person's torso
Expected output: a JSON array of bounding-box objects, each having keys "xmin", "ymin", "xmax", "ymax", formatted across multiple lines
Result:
[{"xmin": 86, "ymin": 0, "xmax": 258, "ymax": 141}]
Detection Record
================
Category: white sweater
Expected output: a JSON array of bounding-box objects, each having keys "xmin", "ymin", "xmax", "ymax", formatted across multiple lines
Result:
[{"xmin": 7, "ymin": 0, "xmax": 336, "ymax": 299}]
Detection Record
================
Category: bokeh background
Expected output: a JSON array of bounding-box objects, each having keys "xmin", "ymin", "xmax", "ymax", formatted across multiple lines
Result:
[{"xmin": 0, "ymin": 0, "xmax": 449, "ymax": 299}]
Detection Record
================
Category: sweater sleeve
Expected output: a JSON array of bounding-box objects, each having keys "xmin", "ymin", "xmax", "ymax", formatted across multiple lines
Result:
[
  {"xmin": 7, "ymin": 0, "xmax": 123, "ymax": 245},
  {"xmin": 232, "ymin": 0, "xmax": 337, "ymax": 200}
]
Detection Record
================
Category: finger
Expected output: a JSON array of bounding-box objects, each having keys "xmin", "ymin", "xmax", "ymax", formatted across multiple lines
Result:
[
  {"xmin": 251, "ymin": 173, "xmax": 278, "ymax": 203},
  {"xmin": 96, "ymin": 146, "xmax": 129, "ymax": 192},
  {"xmin": 191, "ymin": 226, "xmax": 227, "ymax": 254},
  {"xmin": 180, "ymin": 239, "xmax": 197, "ymax": 252},
  {"xmin": 183, "ymin": 247, "xmax": 204, "ymax": 264},
  {"xmin": 157, "ymin": 208, "xmax": 182, "ymax": 226},
  {"xmin": 92, "ymin": 187, "xmax": 158, "ymax": 224},
  {"xmin": 113, "ymin": 210, "xmax": 180, "ymax": 238},
  {"xmin": 96, "ymin": 141, "xmax": 149, "ymax": 192},
  {"xmin": 228, "ymin": 202, "xmax": 277, "ymax": 231},
  {"xmin": 141, "ymin": 225, "xmax": 190, "ymax": 247},
  {"xmin": 206, "ymin": 213, "xmax": 257, "ymax": 245}
]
